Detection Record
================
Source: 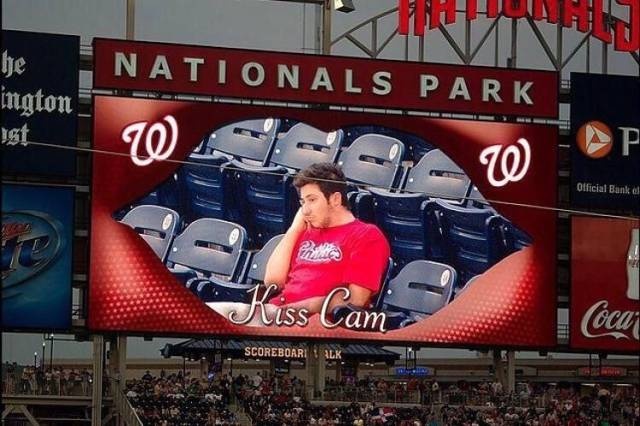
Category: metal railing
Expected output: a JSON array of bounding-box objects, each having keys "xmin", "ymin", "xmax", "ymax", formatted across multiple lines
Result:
[
  {"xmin": 2, "ymin": 373, "xmax": 93, "ymax": 397},
  {"xmin": 113, "ymin": 388, "xmax": 144, "ymax": 426},
  {"xmin": 441, "ymin": 390, "xmax": 544, "ymax": 408},
  {"xmin": 322, "ymin": 386, "xmax": 421, "ymax": 404}
]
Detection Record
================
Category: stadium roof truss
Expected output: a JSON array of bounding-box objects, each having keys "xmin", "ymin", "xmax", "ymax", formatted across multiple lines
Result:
[{"xmin": 331, "ymin": 1, "xmax": 639, "ymax": 74}]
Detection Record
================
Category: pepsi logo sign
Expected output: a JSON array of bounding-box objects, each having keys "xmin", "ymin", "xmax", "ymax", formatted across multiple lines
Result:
[
  {"xmin": 576, "ymin": 121, "xmax": 613, "ymax": 159},
  {"xmin": 1, "ymin": 211, "xmax": 66, "ymax": 290}
]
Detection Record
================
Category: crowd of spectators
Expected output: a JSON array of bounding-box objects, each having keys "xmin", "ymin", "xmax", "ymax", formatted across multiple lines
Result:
[
  {"xmin": 438, "ymin": 382, "xmax": 639, "ymax": 425},
  {"xmin": 125, "ymin": 370, "xmax": 239, "ymax": 425},
  {"xmin": 3, "ymin": 361, "xmax": 639, "ymax": 425},
  {"xmin": 236, "ymin": 374, "xmax": 639, "ymax": 425},
  {"xmin": 2, "ymin": 361, "xmax": 93, "ymax": 396}
]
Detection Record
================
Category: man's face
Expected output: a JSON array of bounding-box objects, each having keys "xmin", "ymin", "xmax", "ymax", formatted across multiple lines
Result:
[{"xmin": 299, "ymin": 183, "xmax": 338, "ymax": 228}]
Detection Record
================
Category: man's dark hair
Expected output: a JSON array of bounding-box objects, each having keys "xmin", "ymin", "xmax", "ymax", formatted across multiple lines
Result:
[{"xmin": 293, "ymin": 162, "xmax": 350, "ymax": 207}]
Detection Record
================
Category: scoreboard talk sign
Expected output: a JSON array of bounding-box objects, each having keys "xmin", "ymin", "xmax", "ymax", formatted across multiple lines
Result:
[
  {"xmin": 1, "ymin": 30, "xmax": 79, "ymax": 176},
  {"xmin": 88, "ymin": 95, "xmax": 558, "ymax": 348},
  {"xmin": 93, "ymin": 38, "xmax": 557, "ymax": 118},
  {"xmin": 571, "ymin": 217, "xmax": 639, "ymax": 353}
]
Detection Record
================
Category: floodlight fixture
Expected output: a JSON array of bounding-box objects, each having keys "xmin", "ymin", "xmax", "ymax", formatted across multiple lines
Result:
[{"xmin": 333, "ymin": 0, "xmax": 355, "ymax": 13}]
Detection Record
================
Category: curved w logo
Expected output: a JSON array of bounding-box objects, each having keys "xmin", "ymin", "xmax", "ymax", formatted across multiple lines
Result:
[
  {"xmin": 121, "ymin": 115, "xmax": 179, "ymax": 167},
  {"xmin": 479, "ymin": 138, "xmax": 531, "ymax": 188}
]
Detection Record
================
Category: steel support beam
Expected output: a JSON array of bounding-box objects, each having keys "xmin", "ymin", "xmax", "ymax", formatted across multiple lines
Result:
[{"xmin": 92, "ymin": 335, "xmax": 104, "ymax": 426}]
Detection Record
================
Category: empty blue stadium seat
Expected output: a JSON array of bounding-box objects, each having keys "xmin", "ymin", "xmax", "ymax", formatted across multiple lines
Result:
[
  {"xmin": 369, "ymin": 149, "xmax": 470, "ymax": 268},
  {"xmin": 368, "ymin": 190, "xmax": 442, "ymax": 269},
  {"xmin": 268, "ymin": 123, "xmax": 343, "ymax": 170},
  {"xmin": 195, "ymin": 234, "xmax": 284, "ymax": 303},
  {"xmin": 120, "ymin": 205, "xmax": 180, "ymax": 263},
  {"xmin": 231, "ymin": 124, "xmax": 344, "ymax": 245},
  {"xmin": 337, "ymin": 134, "xmax": 405, "ymax": 190},
  {"xmin": 430, "ymin": 199, "xmax": 504, "ymax": 283},
  {"xmin": 337, "ymin": 134, "xmax": 405, "ymax": 221},
  {"xmin": 378, "ymin": 260, "xmax": 457, "ymax": 329},
  {"xmin": 183, "ymin": 153, "xmax": 234, "ymax": 221},
  {"xmin": 182, "ymin": 119, "xmax": 280, "ymax": 223},
  {"xmin": 403, "ymin": 149, "xmax": 470, "ymax": 203},
  {"xmin": 240, "ymin": 234, "xmax": 284, "ymax": 285},
  {"xmin": 206, "ymin": 118, "xmax": 280, "ymax": 165},
  {"xmin": 341, "ymin": 126, "xmax": 434, "ymax": 163},
  {"xmin": 166, "ymin": 218, "xmax": 247, "ymax": 284}
]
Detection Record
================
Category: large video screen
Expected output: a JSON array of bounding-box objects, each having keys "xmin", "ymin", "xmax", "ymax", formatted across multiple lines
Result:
[
  {"xmin": 89, "ymin": 95, "xmax": 557, "ymax": 348},
  {"xmin": 2, "ymin": 184, "xmax": 74, "ymax": 330}
]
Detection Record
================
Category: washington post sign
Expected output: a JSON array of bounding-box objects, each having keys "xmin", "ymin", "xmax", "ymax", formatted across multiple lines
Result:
[{"xmin": 1, "ymin": 30, "xmax": 79, "ymax": 176}]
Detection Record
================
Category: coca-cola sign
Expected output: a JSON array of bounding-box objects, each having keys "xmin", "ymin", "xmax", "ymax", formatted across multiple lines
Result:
[
  {"xmin": 580, "ymin": 300, "xmax": 639, "ymax": 341},
  {"xmin": 571, "ymin": 217, "xmax": 640, "ymax": 353}
]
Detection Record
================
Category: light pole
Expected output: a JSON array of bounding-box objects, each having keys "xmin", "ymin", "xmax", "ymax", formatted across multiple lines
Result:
[
  {"xmin": 42, "ymin": 341, "xmax": 46, "ymax": 370},
  {"xmin": 34, "ymin": 352, "xmax": 38, "ymax": 369},
  {"xmin": 49, "ymin": 334, "xmax": 54, "ymax": 371}
]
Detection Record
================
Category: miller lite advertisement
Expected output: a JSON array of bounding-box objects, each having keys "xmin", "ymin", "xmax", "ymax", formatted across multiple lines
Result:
[
  {"xmin": 88, "ymin": 94, "xmax": 558, "ymax": 348},
  {"xmin": 2, "ymin": 184, "xmax": 74, "ymax": 330},
  {"xmin": 1, "ymin": 30, "xmax": 79, "ymax": 177},
  {"xmin": 570, "ymin": 217, "xmax": 640, "ymax": 353},
  {"xmin": 570, "ymin": 73, "xmax": 640, "ymax": 215}
]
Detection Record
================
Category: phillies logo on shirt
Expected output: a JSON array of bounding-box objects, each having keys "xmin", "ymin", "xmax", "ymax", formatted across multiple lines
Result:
[{"xmin": 298, "ymin": 241, "xmax": 343, "ymax": 263}]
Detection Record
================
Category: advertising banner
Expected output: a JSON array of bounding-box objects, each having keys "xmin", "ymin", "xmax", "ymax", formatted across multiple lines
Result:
[
  {"xmin": 1, "ymin": 30, "xmax": 79, "ymax": 176},
  {"xmin": 89, "ymin": 95, "xmax": 557, "ymax": 348},
  {"xmin": 2, "ymin": 184, "xmax": 74, "ymax": 330},
  {"xmin": 570, "ymin": 73, "xmax": 640, "ymax": 215},
  {"xmin": 570, "ymin": 217, "xmax": 639, "ymax": 353},
  {"xmin": 93, "ymin": 38, "xmax": 558, "ymax": 118}
]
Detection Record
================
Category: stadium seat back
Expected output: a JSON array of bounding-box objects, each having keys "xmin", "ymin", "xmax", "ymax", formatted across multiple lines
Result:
[
  {"xmin": 431, "ymin": 199, "xmax": 503, "ymax": 282},
  {"xmin": 243, "ymin": 234, "xmax": 285, "ymax": 284},
  {"xmin": 380, "ymin": 260, "xmax": 456, "ymax": 316},
  {"xmin": 231, "ymin": 162, "xmax": 296, "ymax": 245},
  {"xmin": 268, "ymin": 123, "xmax": 343, "ymax": 171},
  {"xmin": 370, "ymin": 190, "xmax": 430, "ymax": 267},
  {"xmin": 207, "ymin": 118, "xmax": 280, "ymax": 165},
  {"xmin": 404, "ymin": 149, "xmax": 470, "ymax": 204},
  {"xmin": 121, "ymin": 205, "xmax": 180, "ymax": 263},
  {"xmin": 183, "ymin": 152, "xmax": 233, "ymax": 221},
  {"xmin": 167, "ymin": 218, "xmax": 247, "ymax": 279},
  {"xmin": 337, "ymin": 134, "xmax": 405, "ymax": 190}
]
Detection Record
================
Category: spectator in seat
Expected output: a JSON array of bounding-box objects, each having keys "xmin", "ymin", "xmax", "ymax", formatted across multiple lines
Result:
[{"xmin": 264, "ymin": 162, "xmax": 390, "ymax": 314}]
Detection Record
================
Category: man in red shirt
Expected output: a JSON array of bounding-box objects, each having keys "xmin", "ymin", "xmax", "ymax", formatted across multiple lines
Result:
[{"xmin": 264, "ymin": 162, "xmax": 390, "ymax": 314}]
